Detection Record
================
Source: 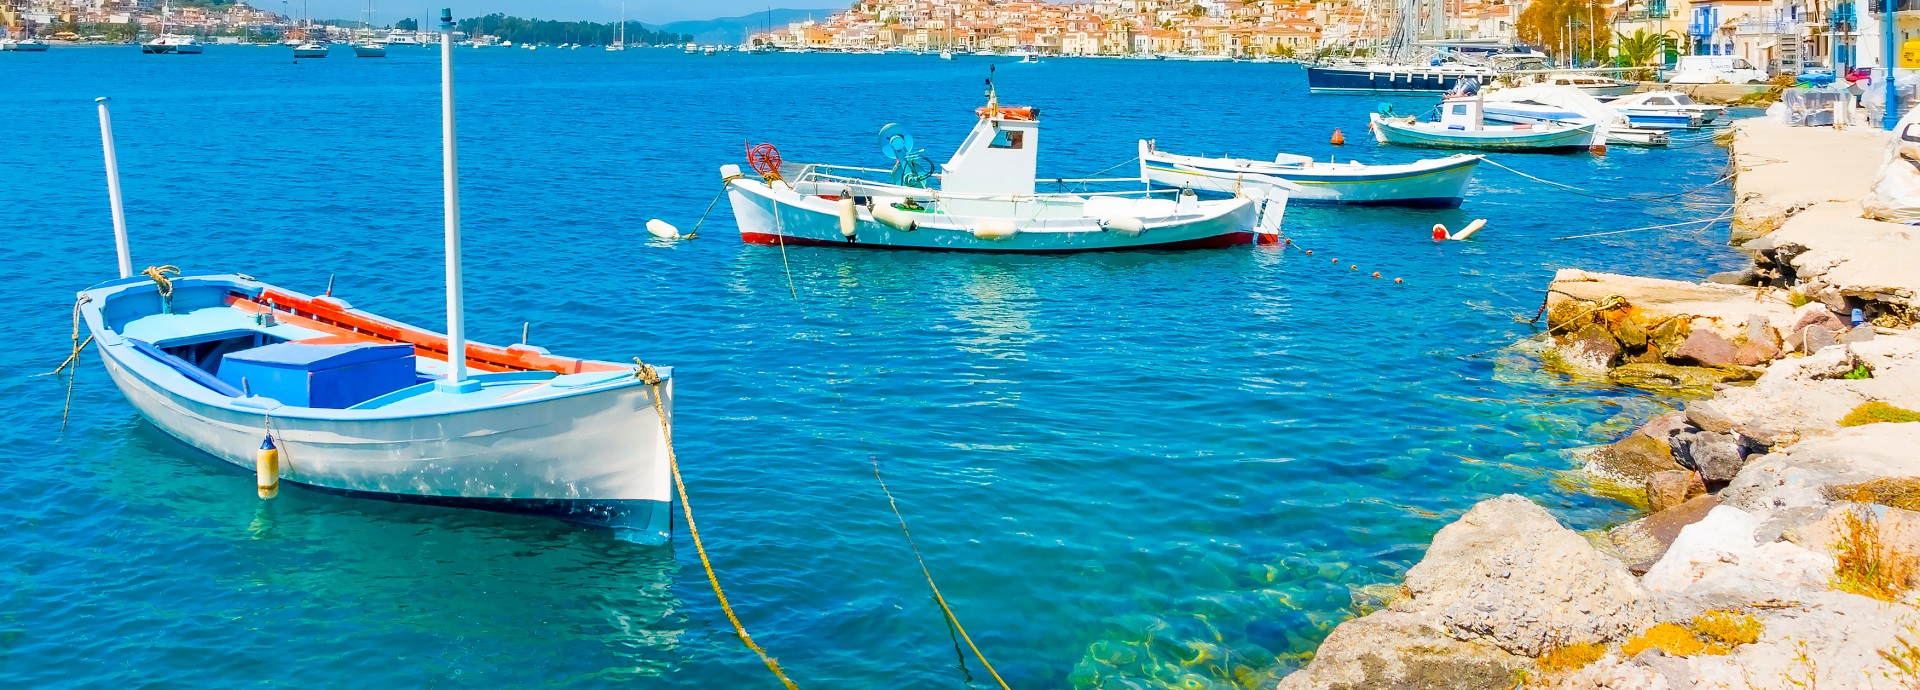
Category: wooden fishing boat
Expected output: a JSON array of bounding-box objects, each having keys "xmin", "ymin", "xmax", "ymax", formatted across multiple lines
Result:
[
  {"xmin": 1369, "ymin": 93, "xmax": 1601, "ymax": 153},
  {"xmin": 722, "ymin": 83, "xmax": 1284, "ymax": 252},
  {"xmin": 77, "ymin": 11, "xmax": 675, "ymax": 542},
  {"xmin": 1138, "ymin": 140, "xmax": 1480, "ymax": 208}
]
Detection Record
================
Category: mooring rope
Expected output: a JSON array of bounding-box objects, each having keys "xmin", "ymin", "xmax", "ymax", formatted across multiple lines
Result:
[
  {"xmin": 1479, "ymin": 158, "xmax": 1734, "ymax": 206},
  {"xmin": 633, "ymin": 360, "xmax": 801, "ymax": 690},
  {"xmin": 1552, "ymin": 208, "xmax": 1735, "ymax": 241},
  {"xmin": 758, "ymin": 223, "xmax": 1010, "ymax": 688},
  {"xmin": 49, "ymin": 296, "xmax": 97, "ymax": 433},
  {"xmin": 686, "ymin": 174, "xmax": 747, "ymax": 239}
]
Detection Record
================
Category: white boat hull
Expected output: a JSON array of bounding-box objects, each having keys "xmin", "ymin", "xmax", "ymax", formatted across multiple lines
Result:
[
  {"xmin": 726, "ymin": 177, "xmax": 1269, "ymax": 252},
  {"xmin": 98, "ymin": 343, "xmax": 674, "ymax": 541},
  {"xmin": 1142, "ymin": 151, "xmax": 1479, "ymax": 208}
]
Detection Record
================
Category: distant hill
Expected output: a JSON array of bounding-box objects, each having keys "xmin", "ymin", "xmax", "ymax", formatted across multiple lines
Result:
[{"xmin": 647, "ymin": 8, "xmax": 838, "ymax": 46}]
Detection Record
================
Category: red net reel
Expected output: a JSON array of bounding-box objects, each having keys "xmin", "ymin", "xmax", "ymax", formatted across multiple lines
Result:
[{"xmin": 746, "ymin": 143, "xmax": 783, "ymax": 180}]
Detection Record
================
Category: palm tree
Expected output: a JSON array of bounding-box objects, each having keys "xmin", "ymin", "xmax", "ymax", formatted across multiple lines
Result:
[{"xmin": 1614, "ymin": 28, "xmax": 1664, "ymax": 66}]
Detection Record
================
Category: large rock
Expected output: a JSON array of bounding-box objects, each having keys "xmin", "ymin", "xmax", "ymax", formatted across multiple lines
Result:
[
  {"xmin": 1673, "ymin": 430, "xmax": 1747, "ymax": 485},
  {"xmin": 1606, "ymin": 364, "xmax": 1754, "ymax": 392},
  {"xmin": 1671, "ymin": 329, "xmax": 1739, "ymax": 367},
  {"xmin": 1274, "ymin": 496, "xmax": 1654, "ymax": 688},
  {"xmin": 1406, "ymin": 496, "xmax": 1654, "ymax": 656},
  {"xmin": 1564, "ymin": 323, "xmax": 1623, "ymax": 370},
  {"xmin": 1588, "ymin": 413, "xmax": 1687, "ymax": 482},
  {"xmin": 1272, "ymin": 610, "xmax": 1528, "ymax": 690},
  {"xmin": 1646, "ymin": 470, "xmax": 1707, "ymax": 512},
  {"xmin": 1606, "ymin": 494, "xmax": 1722, "ymax": 574}
]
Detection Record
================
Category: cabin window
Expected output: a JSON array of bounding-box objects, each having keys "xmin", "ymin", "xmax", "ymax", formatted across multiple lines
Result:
[
  {"xmin": 1648, "ymin": 97, "xmax": 1672, "ymax": 105},
  {"xmin": 1673, "ymin": 95, "xmax": 1696, "ymax": 105},
  {"xmin": 1450, "ymin": 104, "xmax": 1468, "ymax": 115},
  {"xmin": 990, "ymin": 130, "xmax": 1025, "ymax": 150}
]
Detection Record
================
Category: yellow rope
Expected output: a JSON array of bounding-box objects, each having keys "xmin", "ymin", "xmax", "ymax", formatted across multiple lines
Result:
[
  {"xmin": 868, "ymin": 455, "xmax": 1013, "ymax": 690},
  {"xmin": 51, "ymin": 296, "xmax": 96, "ymax": 432},
  {"xmin": 634, "ymin": 360, "xmax": 800, "ymax": 690},
  {"xmin": 141, "ymin": 264, "xmax": 180, "ymax": 297},
  {"xmin": 1544, "ymin": 294, "xmax": 1628, "ymax": 337}
]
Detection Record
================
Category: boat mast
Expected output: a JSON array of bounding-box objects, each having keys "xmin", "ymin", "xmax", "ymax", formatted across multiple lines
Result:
[
  {"xmin": 95, "ymin": 97, "xmax": 132, "ymax": 279},
  {"xmin": 438, "ymin": 7, "xmax": 477, "ymax": 392}
]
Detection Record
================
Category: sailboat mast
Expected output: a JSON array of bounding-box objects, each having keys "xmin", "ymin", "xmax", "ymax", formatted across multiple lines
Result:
[{"xmin": 438, "ymin": 7, "xmax": 475, "ymax": 391}]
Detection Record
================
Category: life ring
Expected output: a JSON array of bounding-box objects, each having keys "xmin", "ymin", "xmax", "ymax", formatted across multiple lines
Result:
[{"xmin": 746, "ymin": 142, "xmax": 783, "ymax": 180}]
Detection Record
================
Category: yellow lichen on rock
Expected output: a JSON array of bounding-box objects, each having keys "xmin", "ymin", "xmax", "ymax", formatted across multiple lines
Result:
[
  {"xmin": 1622, "ymin": 623, "xmax": 1707, "ymax": 657},
  {"xmin": 1690, "ymin": 610, "xmax": 1764, "ymax": 646},
  {"xmin": 1839, "ymin": 402, "xmax": 1920, "ymax": 427},
  {"xmin": 1824, "ymin": 478, "xmax": 1920, "ymax": 511},
  {"xmin": 1536, "ymin": 642, "xmax": 1607, "ymax": 673}
]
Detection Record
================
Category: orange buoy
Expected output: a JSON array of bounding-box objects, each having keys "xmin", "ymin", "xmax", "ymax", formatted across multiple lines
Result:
[
  {"xmin": 1331, "ymin": 128, "xmax": 1346, "ymax": 146},
  {"xmin": 1350, "ymin": 265, "xmax": 1358, "ymax": 270},
  {"xmin": 1394, "ymin": 278, "xmax": 1404, "ymax": 284},
  {"xmin": 1589, "ymin": 144, "xmax": 1607, "ymax": 155},
  {"xmin": 1331, "ymin": 257, "xmax": 1339, "ymax": 263},
  {"xmin": 1372, "ymin": 272, "xmax": 1381, "ymax": 278},
  {"xmin": 1431, "ymin": 224, "xmax": 1449, "ymax": 242},
  {"xmin": 1305, "ymin": 250, "xmax": 1313, "ymax": 255}
]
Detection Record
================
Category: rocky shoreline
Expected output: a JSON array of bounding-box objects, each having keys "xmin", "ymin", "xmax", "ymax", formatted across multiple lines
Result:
[{"xmin": 1276, "ymin": 117, "xmax": 1920, "ymax": 688}]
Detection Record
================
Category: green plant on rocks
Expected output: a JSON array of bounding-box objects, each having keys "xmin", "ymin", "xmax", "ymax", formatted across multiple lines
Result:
[{"xmin": 1840, "ymin": 402, "xmax": 1920, "ymax": 427}]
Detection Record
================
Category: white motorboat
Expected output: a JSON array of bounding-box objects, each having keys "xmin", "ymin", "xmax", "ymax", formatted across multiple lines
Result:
[
  {"xmin": 77, "ymin": 10, "xmax": 676, "ymax": 541},
  {"xmin": 293, "ymin": 42, "xmax": 329, "ymax": 58},
  {"xmin": 722, "ymin": 87, "xmax": 1283, "ymax": 252},
  {"xmin": 353, "ymin": 42, "xmax": 387, "ymax": 57},
  {"xmin": 1371, "ymin": 89, "xmax": 1603, "ymax": 152},
  {"xmin": 1139, "ymin": 140, "xmax": 1480, "ymax": 208},
  {"xmin": 1479, "ymin": 85, "xmax": 1670, "ymax": 146},
  {"xmin": 939, "ymin": 50, "xmax": 954, "ymax": 60},
  {"xmin": 1603, "ymin": 91, "xmax": 1726, "ymax": 129},
  {"xmin": 3, "ymin": 38, "xmax": 50, "ymax": 51},
  {"xmin": 1523, "ymin": 72, "xmax": 1639, "ymax": 97},
  {"xmin": 142, "ymin": 35, "xmax": 204, "ymax": 54}
]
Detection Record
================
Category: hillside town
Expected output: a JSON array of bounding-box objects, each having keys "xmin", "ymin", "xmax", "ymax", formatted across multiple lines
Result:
[{"xmin": 748, "ymin": 0, "xmax": 1878, "ymax": 76}]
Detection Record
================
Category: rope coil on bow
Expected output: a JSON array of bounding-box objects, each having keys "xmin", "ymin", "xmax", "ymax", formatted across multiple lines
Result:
[{"xmin": 142, "ymin": 264, "xmax": 181, "ymax": 314}]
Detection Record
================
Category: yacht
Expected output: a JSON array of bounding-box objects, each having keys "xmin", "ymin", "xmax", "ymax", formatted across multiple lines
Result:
[
  {"xmin": 354, "ymin": 42, "xmax": 387, "ymax": 57},
  {"xmin": 141, "ymin": 35, "xmax": 204, "ymax": 54},
  {"xmin": 293, "ymin": 42, "xmax": 329, "ymax": 58}
]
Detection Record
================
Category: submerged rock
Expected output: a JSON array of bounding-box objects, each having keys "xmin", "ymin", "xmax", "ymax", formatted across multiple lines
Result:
[
  {"xmin": 1607, "ymin": 363, "xmax": 1756, "ymax": 392},
  {"xmin": 1589, "ymin": 413, "xmax": 1687, "ymax": 483}
]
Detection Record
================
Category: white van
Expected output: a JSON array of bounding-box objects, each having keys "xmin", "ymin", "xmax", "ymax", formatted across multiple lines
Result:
[{"xmin": 1666, "ymin": 55, "xmax": 1769, "ymax": 84}]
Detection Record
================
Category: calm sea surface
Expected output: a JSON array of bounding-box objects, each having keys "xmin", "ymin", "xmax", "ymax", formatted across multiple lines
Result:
[{"xmin": 0, "ymin": 46, "xmax": 1744, "ymax": 688}]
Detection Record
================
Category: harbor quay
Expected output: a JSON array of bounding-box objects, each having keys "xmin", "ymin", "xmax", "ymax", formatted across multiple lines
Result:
[{"xmin": 1278, "ymin": 114, "xmax": 1920, "ymax": 688}]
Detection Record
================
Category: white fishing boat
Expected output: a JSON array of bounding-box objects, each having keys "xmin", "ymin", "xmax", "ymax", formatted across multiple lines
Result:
[
  {"xmin": 721, "ymin": 84, "xmax": 1283, "ymax": 252},
  {"xmin": 939, "ymin": 50, "xmax": 954, "ymax": 60},
  {"xmin": 1603, "ymin": 91, "xmax": 1726, "ymax": 130},
  {"xmin": 1139, "ymin": 140, "xmax": 1480, "ymax": 208},
  {"xmin": 293, "ymin": 42, "xmax": 329, "ymax": 58},
  {"xmin": 1480, "ymin": 85, "xmax": 1670, "ymax": 146},
  {"xmin": 1370, "ymin": 88, "xmax": 1602, "ymax": 152},
  {"xmin": 75, "ymin": 10, "xmax": 675, "ymax": 541}
]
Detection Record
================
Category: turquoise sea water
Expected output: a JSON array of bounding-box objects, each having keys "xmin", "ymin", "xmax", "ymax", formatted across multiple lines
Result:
[{"xmin": 1, "ymin": 47, "xmax": 1744, "ymax": 688}]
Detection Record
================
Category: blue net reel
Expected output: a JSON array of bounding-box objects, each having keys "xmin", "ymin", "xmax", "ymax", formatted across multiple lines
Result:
[{"xmin": 878, "ymin": 123, "xmax": 935, "ymax": 189}]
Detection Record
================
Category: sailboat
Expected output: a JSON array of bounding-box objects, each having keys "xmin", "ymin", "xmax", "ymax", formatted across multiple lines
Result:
[
  {"xmin": 606, "ymin": 5, "xmax": 626, "ymax": 51},
  {"xmin": 292, "ymin": 0, "xmax": 327, "ymax": 58},
  {"xmin": 77, "ymin": 9, "xmax": 676, "ymax": 541},
  {"xmin": 353, "ymin": 1, "xmax": 387, "ymax": 57},
  {"xmin": 1304, "ymin": 0, "xmax": 1541, "ymax": 93},
  {"xmin": 141, "ymin": 1, "xmax": 204, "ymax": 54}
]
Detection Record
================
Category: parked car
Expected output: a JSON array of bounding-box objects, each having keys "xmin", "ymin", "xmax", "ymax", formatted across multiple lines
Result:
[{"xmin": 1666, "ymin": 55, "xmax": 1769, "ymax": 84}]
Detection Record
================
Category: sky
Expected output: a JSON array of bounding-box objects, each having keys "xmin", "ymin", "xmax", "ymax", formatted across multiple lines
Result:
[{"xmin": 293, "ymin": 1, "xmax": 841, "ymax": 25}]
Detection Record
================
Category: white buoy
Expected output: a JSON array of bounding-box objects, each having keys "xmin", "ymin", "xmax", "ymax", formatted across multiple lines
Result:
[
  {"xmin": 971, "ymin": 219, "xmax": 1017, "ymax": 241},
  {"xmin": 837, "ymin": 197, "xmax": 857, "ymax": 238},
  {"xmin": 872, "ymin": 202, "xmax": 918, "ymax": 232},
  {"xmin": 1099, "ymin": 216, "xmax": 1144, "ymax": 236},
  {"xmin": 645, "ymin": 219, "xmax": 681, "ymax": 239},
  {"xmin": 256, "ymin": 435, "xmax": 280, "ymax": 499},
  {"xmin": 1450, "ymin": 218, "xmax": 1487, "ymax": 241}
]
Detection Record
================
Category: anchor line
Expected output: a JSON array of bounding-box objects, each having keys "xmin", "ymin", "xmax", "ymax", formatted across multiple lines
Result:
[
  {"xmin": 635, "ymin": 361, "xmax": 801, "ymax": 690},
  {"xmin": 1552, "ymin": 208, "xmax": 1734, "ymax": 241},
  {"xmin": 758, "ymin": 218, "xmax": 1010, "ymax": 689},
  {"xmin": 1478, "ymin": 158, "xmax": 1734, "ymax": 206},
  {"xmin": 50, "ymin": 296, "xmax": 96, "ymax": 433},
  {"xmin": 689, "ymin": 174, "xmax": 747, "ymax": 238}
]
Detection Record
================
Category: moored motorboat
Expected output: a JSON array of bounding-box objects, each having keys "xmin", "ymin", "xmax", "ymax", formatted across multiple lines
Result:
[
  {"xmin": 76, "ymin": 10, "xmax": 676, "ymax": 541},
  {"xmin": 1139, "ymin": 140, "xmax": 1480, "ymax": 208},
  {"xmin": 293, "ymin": 42, "xmax": 328, "ymax": 58},
  {"xmin": 1369, "ymin": 91, "xmax": 1601, "ymax": 152},
  {"xmin": 1603, "ymin": 91, "xmax": 1726, "ymax": 130},
  {"xmin": 1479, "ymin": 85, "xmax": 1670, "ymax": 147},
  {"xmin": 353, "ymin": 42, "xmax": 387, "ymax": 57},
  {"xmin": 142, "ymin": 35, "xmax": 204, "ymax": 54},
  {"xmin": 722, "ymin": 85, "xmax": 1283, "ymax": 252}
]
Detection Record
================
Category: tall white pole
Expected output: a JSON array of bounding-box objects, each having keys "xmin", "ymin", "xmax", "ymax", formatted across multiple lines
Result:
[
  {"xmin": 438, "ymin": 8, "xmax": 475, "ymax": 391},
  {"xmin": 95, "ymin": 97, "xmax": 132, "ymax": 279}
]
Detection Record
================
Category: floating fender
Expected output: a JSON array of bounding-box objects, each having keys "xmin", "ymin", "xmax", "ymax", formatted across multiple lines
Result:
[
  {"xmin": 1330, "ymin": 128, "xmax": 1346, "ymax": 146},
  {"xmin": 1431, "ymin": 224, "xmax": 1448, "ymax": 242},
  {"xmin": 1450, "ymin": 218, "xmax": 1487, "ymax": 241},
  {"xmin": 872, "ymin": 203, "xmax": 918, "ymax": 232},
  {"xmin": 256, "ymin": 435, "xmax": 279, "ymax": 499},
  {"xmin": 1100, "ymin": 216, "xmax": 1145, "ymax": 236},
  {"xmin": 837, "ymin": 197, "xmax": 858, "ymax": 238},
  {"xmin": 645, "ymin": 219, "xmax": 681, "ymax": 240},
  {"xmin": 971, "ymin": 220, "xmax": 1017, "ymax": 241}
]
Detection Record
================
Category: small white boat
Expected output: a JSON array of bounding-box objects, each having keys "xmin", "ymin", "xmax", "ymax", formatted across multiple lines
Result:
[
  {"xmin": 293, "ymin": 42, "xmax": 328, "ymax": 58},
  {"xmin": 939, "ymin": 50, "xmax": 953, "ymax": 60},
  {"xmin": 1528, "ymin": 72, "xmax": 1638, "ymax": 97},
  {"xmin": 722, "ymin": 87, "xmax": 1283, "ymax": 252},
  {"xmin": 1480, "ymin": 85, "xmax": 1670, "ymax": 146},
  {"xmin": 3, "ymin": 38, "xmax": 50, "ymax": 51},
  {"xmin": 1604, "ymin": 91, "xmax": 1726, "ymax": 130},
  {"xmin": 684, "ymin": 42, "xmax": 698, "ymax": 54},
  {"xmin": 78, "ymin": 11, "xmax": 676, "ymax": 541},
  {"xmin": 1139, "ymin": 140, "xmax": 1480, "ymax": 208},
  {"xmin": 353, "ymin": 42, "xmax": 386, "ymax": 57},
  {"xmin": 142, "ymin": 35, "xmax": 204, "ymax": 54},
  {"xmin": 1370, "ymin": 91, "xmax": 1601, "ymax": 153}
]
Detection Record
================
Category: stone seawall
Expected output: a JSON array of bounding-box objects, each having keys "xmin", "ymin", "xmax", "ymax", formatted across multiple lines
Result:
[{"xmin": 1275, "ymin": 117, "xmax": 1920, "ymax": 688}]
